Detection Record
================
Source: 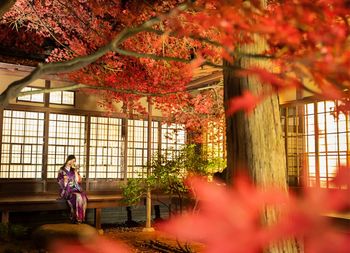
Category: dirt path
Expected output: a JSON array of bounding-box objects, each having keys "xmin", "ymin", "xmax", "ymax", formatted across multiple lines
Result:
[{"xmin": 104, "ymin": 227, "xmax": 205, "ymax": 253}]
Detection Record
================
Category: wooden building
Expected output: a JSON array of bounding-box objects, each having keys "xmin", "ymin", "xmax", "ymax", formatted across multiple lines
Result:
[{"xmin": 0, "ymin": 61, "xmax": 224, "ymax": 227}]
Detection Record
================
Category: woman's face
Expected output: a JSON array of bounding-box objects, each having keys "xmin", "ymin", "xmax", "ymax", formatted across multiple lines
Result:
[{"xmin": 67, "ymin": 158, "xmax": 76, "ymax": 167}]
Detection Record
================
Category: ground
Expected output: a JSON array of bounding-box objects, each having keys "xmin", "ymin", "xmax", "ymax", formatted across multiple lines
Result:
[
  {"xmin": 0, "ymin": 225, "xmax": 205, "ymax": 253},
  {"xmin": 105, "ymin": 227, "xmax": 205, "ymax": 252}
]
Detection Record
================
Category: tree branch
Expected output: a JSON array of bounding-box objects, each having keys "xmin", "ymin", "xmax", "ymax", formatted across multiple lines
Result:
[
  {"xmin": 0, "ymin": 1, "xmax": 192, "ymax": 105},
  {"xmin": 115, "ymin": 48, "xmax": 191, "ymax": 63},
  {"xmin": 17, "ymin": 84, "xmax": 186, "ymax": 97},
  {"xmin": 145, "ymin": 28, "xmax": 275, "ymax": 59},
  {"xmin": 0, "ymin": 0, "xmax": 16, "ymax": 19},
  {"xmin": 18, "ymin": 82, "xmax": 223, "ymax": 98},
  {"xmin": 28, "ymin": 1, "xmax": 75, "ymax": 55},
  {"xmin": 115, "ymin": 48, "xmax": 229, "ymax": 70}
]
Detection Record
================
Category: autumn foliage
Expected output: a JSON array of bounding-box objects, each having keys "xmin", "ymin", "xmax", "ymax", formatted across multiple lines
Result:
[
  {"xmin": 159, "ymin": 170, "xmax": 350, "ymax": 253},
  {"xmin": 2, "ymin": 1, "xmax": 350, "ymax": 251},
  {"xmin": 2, "ymin": 0, "xmax": 350, "ymax": 129}
]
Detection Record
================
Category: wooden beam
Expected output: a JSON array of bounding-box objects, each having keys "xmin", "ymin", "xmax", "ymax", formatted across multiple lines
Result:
[
  {"xmin": 94, "ymin": 208, "xmax": 101, "ymax": 230},
  {"xmin": 187, "ymin": 71, "xmax": 222, "ymax": 90}
]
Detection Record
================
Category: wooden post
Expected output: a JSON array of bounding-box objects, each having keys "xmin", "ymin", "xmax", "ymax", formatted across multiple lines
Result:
[
  {"xmin": 1, "ymin": 210, "xmax": 9, "ymax": 224},
  {"xmin": 94, "ymin": 208, "xmax": 101, "ymax": 230},
  {"xmin": 122, "ymin": 104, "xmax": 128, "ymax": 181},
  {"xmin": 85, "ymin": 115, "xmax": 91, "ymax": 191},
  {"xmin": 143, "ymin": 97, "xmax": 154, "ymax": 232},
  {"xmin": 42, "ymin": 80, "xmax": 50, "ymax": 192},
  {"xmin": 154, "ymin": 205, "xmax": 161, "ymax": 221}
]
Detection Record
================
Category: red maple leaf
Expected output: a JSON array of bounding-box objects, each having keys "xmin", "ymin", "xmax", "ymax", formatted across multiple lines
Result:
[
  {"xmin": 226, "ymin": 91, "xmax": 261, "ymax": 116},
  {"xmin": 332, "ymin": 165, "xmax": 350, "ymax": 188},
  {"xmin": 160, "ymin": 176, "xmax": 289, "ymax": 253},
  {"xmin": 160, "ymin": 171, "xmax": 350, "ymax": 253}
]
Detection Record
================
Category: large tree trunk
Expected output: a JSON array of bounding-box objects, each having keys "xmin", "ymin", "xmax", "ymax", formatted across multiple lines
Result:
[
  {"xmin": 224, "ymin": 60, "xmax": 287, "ymax": 189},
  {"xmin": 224, "ymin": 2, "xmax": 299, "ymax": 252},
  {"xmin": 224, "ymin": 53, "xmax": 300, "ymax": 253}
]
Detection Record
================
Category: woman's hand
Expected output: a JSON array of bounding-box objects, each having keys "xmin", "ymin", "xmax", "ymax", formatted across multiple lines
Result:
[
  {"xmin": 63, "ymin": 175, "xmax": 68, "ymax": 186},
  {"xmin": 75, "ymin": 169, "xmax": 82, "ymax": 183}
]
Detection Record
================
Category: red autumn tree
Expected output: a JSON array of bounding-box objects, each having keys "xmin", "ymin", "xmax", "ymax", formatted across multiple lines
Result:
[
  {"xmin": 1, "ymin": 0, "xmax": 350, "ymax": 252},
  {"xmin": 0, "ymin": 0, "xmax": 224, "ymax": 139}
]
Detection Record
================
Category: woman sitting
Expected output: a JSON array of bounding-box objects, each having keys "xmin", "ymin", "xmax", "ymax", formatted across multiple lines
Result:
[{"xmin": 57, "ymin": 154, "xmax": 88, "ymax": 224}]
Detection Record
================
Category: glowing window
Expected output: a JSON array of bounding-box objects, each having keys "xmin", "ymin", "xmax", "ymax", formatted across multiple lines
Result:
[
  {"xmin": 161, "ymin": 123, "xmax": 186, "ymax": 159},
  {"xmin": 1, "ymin": 110, "xmax": 44, "ymax": 178},
  {"xmin": 89, "ymin": 116, "xmax": 123, "ymax": 179},
  {"xmin": 49, "ymin": 91, "xmax": 75, "ymax": 105},
  {"xmin": 283, "ymin": 100, "xmax": 350, "ymax": 189},
  {"xmin": 203, "ymin": 120, "xmax": 226, "ymax": 173},
  {"xmin": 17, "ymin": 87, "xmax": 44, "ymax": 103},
  {"xmin": 127, "ymin": 120, "xmax": 159, "ymax": 178},
  {"xmin": 47, "ymin": 113, "xmax": 86, "ymax": 178}
]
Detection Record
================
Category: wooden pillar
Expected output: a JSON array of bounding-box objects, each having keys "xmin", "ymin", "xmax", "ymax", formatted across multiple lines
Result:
[
  {"xmin": 42, "ymin": 80, "xmax": 50, "ymax": 192},
  {"xmin": 143, "ymin": 97, "xmax": 154, "ymax": 232},
  {"xmin": 122, "ymin": 104, "xmax": 128, "ymax": 181},
  {"xmin": 0, "ymin": 108, "xmax": 3, "ymax": 167},
  {"xmin": 1, "ymin": 210, "xmax": 9, "ymax": 224},
  {"xmin": 154, "ymin": 205, "xmax": 161, "ymax": 221},
  {"xmin": 314, "ymin": 102, "xmax": 320, "ymax": 187},
  {"xmin": 94, "ymin": 208, "xmax": 101, "ymax": 230},
  {"xmin": 85, "ymin": 116, "xmax": 91, "ymax": 191}
]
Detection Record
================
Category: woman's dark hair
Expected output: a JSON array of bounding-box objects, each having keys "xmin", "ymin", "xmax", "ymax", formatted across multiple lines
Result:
[{"xmin": 60, "ymin": 155, "xmax": 76, "ymax": 170}]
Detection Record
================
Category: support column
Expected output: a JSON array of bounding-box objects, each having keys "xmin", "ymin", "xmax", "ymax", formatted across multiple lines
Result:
[
  {"xmin": 143, "ymin": 97, "xmax": 154, "ymax": 232},
  {"xmin": 94, "ymin": 208, "xmax": 101, "ymax": 230},
  {"xmin": 122, "ymin": 104, "xmax": 128, "ymax": 181},
  {"xmin": 85, "ymin": 116, "xmax": 91, "ymax": 191},
  {"xmin": 1, "ymin": 210, "xmax": 9, "ymax": 224},
  {"xmin": 42, "ymin": 80, "xmax": 50, "ymax": 192}
]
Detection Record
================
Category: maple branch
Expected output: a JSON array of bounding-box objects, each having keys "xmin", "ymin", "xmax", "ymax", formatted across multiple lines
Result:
[
  {"xmin": 116, "ymin": 48, "xmax": 230, "ymax": 70},
  {"xmin": 18, "ymin": 81, "xmax": 223, "ymax": 99},
  {"xmin": 300, "ymin": 84, "xmax": 322, "ymax": 97},
  {"xmin": 115, "ymin": 48, "xmax": 191, "ymax": 63},
  {"xmin": 56, "ymin": 0, "xmax": 106, "ymax": 39},
  {"xmin": 145, "ymin": 28, "xmax": 274, "ymax": 59},
  {"xmin": 0, "ymin": 1, "xmax": 193, "ymax": 105},
  {"xmin": 17, "ymin": 84, "xmax": 186, "ymax": 97},
  {"xmin": 28, "ymin": 1, "xmax": 75, "ymax": 55},
  {"xmin": 0, "ymin": 0, "xmax": 16, "ymax": 18}
]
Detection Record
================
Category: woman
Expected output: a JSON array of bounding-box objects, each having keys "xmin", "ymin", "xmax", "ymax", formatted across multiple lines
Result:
[{"xmin": 57, "ymin": 155, "xmax": 88, "ymax": 224}]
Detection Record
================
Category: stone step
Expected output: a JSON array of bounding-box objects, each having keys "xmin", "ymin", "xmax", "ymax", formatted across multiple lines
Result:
[{"xmin": 32, "ymin": 223, "xmax": 98, "ymax": 249}]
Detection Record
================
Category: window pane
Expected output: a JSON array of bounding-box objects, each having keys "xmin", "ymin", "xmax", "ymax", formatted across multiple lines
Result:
[
  {"xmin": 17, "ymin": 87, "xmax": 44, "ymax": 103},
  {"xmin": 1, "ymin": 110, "xmax": 44, "ymax": 178},
  {"xmin": 47, "ymin": 113, "xmax": 86, "ymax": 178},
  {"xmin": 89, "ymin": 116, "xmax": 123, "ymax": 179}
]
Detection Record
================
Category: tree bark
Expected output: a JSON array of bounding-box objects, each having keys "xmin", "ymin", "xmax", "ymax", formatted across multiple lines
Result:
[
  {"xmin": 0, "ymin": 0, "xmax": 16, "ymax": 19},
  {"xmin": 224, "ymin": 2, "xmax": 299, "ymax": 252},
  {"xmin": 224, "ymin": 49, "xmax": 300, "ymax": 253}
]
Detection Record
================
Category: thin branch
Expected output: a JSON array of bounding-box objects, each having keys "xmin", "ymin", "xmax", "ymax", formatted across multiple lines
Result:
[
  {"xmin": 0, "ymin": 1, "xmax": 192, "ymax": 105},
  {"xmin": 115, "ymin": 48, "xmax": 191, "ymax": 63},
  {"xmin": 56, "ymin": 0, "xmax": 106, "ymax": 40},
  {"xmin": 300, "ymin": 84, "xmax": 322, "ymax": 96},
  {"xmin": 116, "ymin": 48, "xmax": 230, "ymax": 71},
  {"xmin": 145, "ymin": 28, "xmax": 275, "ymax": 59},
  {"xmin": 28, "ymin": 1, "xmax": 75, "ymax": 55}
]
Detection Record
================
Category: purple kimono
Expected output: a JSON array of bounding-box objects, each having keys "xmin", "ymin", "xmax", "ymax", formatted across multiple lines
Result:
[{"xmin": 57, "ymin": 167, "xmax": 88, "ymax": 223}]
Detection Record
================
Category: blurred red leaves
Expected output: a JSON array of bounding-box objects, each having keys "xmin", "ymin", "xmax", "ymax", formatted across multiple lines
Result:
[
  {"xmin": 161, "ymin": 168, "xmax": 350, "ymax": 253},
  {"xmin": 226, "ymin": 91, "xmax": 261, "ymax": 116}
]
